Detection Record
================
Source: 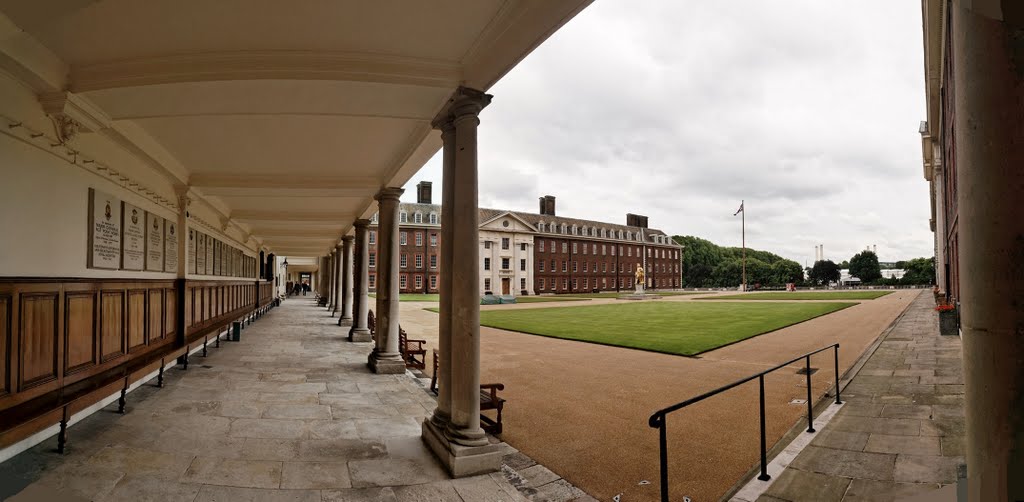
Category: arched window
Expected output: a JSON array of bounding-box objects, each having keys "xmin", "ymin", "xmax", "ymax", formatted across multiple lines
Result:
[
  {"xmin": 561, "ymin": 223, "xmax": 567, "ymax": 234},
  {"xmin": 571, "ymin": 225, "xmax": 577, "ymax": 235},
  {"xmin": 414, "ymin": 212, "xmax": 422, "ymax": 224},
  {"xmin": 538, "ymin": 222, "xmax": 545, "ymax": 232},
  {"xmin": 371, "ymin": 213, "xmax": 379, "ymax": 223},
  {"xmin": 429, "ymin": 212, "xmax": 438, "ymax": 224},
  {"xmin": 400, "ymin": 211, "xmax": 407, "ymax": 223}
]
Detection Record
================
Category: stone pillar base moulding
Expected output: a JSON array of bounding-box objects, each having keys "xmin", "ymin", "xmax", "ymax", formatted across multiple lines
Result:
[
  {"xmin": 368, "ymin": 352, "xmax": 406, "ymax": 374},
  {"xmin": 422, "ymin": 420, "xmax": 503, "ymax": 478},
  {"xmin": 349, "ymin": 328, "xmax": 372, "ymax": 343}
]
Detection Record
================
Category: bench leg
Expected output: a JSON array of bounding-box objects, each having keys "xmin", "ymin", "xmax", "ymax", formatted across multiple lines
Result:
[
  {"xmin": 215, "ymin": 332, "xmax": 220, "ymax": 348},
  {"xmin": 57, "ymin": 408, "xmax": 68, "ymax": 454},
  {"xmin": 203, "ymin": 337, "xmax": 208, "ymax": 357},
  {"xmin": 157, "ymin": 362, "xmax": 164, "ymax": 388},
  {"xmin": 117, "ymin": 378, "xmax": 127, "ymax": 414},
  {"xmin": 182, "ymin": 350, "xmax": 189, "ymax": 370}
]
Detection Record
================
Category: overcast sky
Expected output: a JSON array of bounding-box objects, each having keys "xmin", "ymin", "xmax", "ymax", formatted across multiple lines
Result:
[{"xmin": 404, "ymin": 0, "xmax": 931, "ymax": 267}]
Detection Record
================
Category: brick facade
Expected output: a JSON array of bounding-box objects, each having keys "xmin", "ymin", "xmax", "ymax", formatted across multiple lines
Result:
[{"xmin": 369, "ymin": 187, "xmax": 681, "ymax": 295}]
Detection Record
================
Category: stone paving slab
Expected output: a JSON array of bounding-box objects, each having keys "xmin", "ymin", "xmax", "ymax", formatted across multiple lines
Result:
[
  {"xmin": 747, "ymin": 291, "xmax": 964, "ymax": 501},
  {"xmin": 0, "ymin": 299, "xmax": 591, "ymax": 501}
]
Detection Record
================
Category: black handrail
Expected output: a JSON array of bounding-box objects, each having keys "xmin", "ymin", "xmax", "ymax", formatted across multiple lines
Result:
[{"xmin": 648, "ymin": 343, "xmax": 842, "ymax": 502}]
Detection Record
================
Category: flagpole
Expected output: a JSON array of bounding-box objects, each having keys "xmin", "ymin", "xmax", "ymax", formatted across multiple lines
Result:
[{"xmin": 741, "ymin": 199, "xmax": 746, "ymax": 291}]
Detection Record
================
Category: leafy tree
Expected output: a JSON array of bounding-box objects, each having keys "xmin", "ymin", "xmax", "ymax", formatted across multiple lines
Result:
[
  {"xmin": 672, "ymin": 235, "xmax": 804, "ymax": 288},
  {"xmin": 838, "ymin": 260, "xmax": 850, "ymax": 269},
  {"xmin": 849, "ymin": 251, "xmax": 882, "ymax": 283},
  {"xmin": 900, "ymin": 257, "xmax": 935, "ymax": 285},
  {"xmin": 809, "ymin": 260, "xmax": 841, "ymax": 286}
]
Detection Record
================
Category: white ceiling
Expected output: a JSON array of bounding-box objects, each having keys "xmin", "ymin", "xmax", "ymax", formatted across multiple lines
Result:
[{"xmin": 0, "ymin": 0, "xmax": 592, "ymax": 258}]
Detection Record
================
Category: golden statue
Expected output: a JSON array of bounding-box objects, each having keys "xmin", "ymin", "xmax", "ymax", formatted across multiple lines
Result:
[{"xmin": 635, "ymin": 263, "xmax": 645, "ymax": 284}]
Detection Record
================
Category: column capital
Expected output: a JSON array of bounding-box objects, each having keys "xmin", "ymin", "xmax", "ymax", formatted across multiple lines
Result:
[
  {"xmin": 451, "ymin": 87, "xmax": 492, "ymax": 120},
  {"xmin": 353, "ymin": 218, "xmax": 371, "ymax": 229},
  {"xmin": 342, "ymin": 235, "xmax": 354, "ymax": 243},
  {"xmin": 374, "ymin": 187, "xmax": 405, "ymax": 202},
  {"xmin": 432, "ymin": 86, "xmax": 492, "ymax": 128}
]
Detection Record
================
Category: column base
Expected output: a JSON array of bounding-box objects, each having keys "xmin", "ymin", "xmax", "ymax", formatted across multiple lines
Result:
[
  {"xmin": 422, "ymin": 420, "xmax": 502, "ymax": 478},
  {"xmin": 348, "ymin": 328, "xmax": 372, "ymax": 343},
  {"xmin": 368, "ymin": 353, "xmax": 406, "ymax": 374}
]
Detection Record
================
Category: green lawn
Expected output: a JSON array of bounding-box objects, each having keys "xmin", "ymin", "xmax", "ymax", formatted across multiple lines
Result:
[
  {"xmin": 558, "ymin": 291, "xmax": 702, "ymax": 299},
  {"xmin": 704, "ymin": 291, "xmax": 892, "ymax": 301},
  {"xmin": 514, "ymin": 296, "xmax": 589, "ymax": 303},
  {"xmin": 478, "ymin": 301, "xmax": 856, "ymax": 356}
]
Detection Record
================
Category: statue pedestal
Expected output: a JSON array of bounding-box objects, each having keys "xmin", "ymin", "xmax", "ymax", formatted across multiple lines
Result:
[{"xmin": 635, "ymin": 284, "xmax": 644, "ymax": 295}]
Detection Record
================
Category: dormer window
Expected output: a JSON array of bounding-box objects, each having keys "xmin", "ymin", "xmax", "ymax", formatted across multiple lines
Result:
[
  {"xmin": 429, "ymin": 212, "xmax": 438, "ymax": 224},
  {"xmin": 538, "ymin": 222, "xmax": 545, "ymax": 232},
  {"xmin": 414, "ymin": 212, "xmax": 422, "ymax": 224},
  {"xmin": 400, "ymin": 211, "xmax": 408, "ymax": 223}
]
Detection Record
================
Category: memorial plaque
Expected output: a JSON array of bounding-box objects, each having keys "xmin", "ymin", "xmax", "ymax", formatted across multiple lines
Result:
[
  {"xmin": 196, "ymin": 233, "xmax": 207, "ymax": 274},
  {"xmin": 164, "ymin": 220, "xmax": 178, "ymax": 272},
  {"xmin": 213, "ymin": 239, "xmax": 221, "ymax": 276},
  {"xmin": 188, "ymin": 229, "xmax": 197, "ymax": 274},
  {"xmin": 122, "ymin": 203, "xmax": 145, "ymax": 270},
  {"xmin": 146, "ymin": 213, "xmax": 164, "ymax": 271},
  {"xmin": 88, "ymin": 188, "xmax": 122, "ymax": 269},
  {"xmin": 205, "ymin": 235, "xmax": 214, "ymax": 275}
]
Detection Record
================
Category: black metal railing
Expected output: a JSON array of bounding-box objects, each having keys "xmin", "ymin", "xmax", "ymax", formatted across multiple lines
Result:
[{"xmin": 647, "ymin": 344, "xmax": 842, "ymax": 502}]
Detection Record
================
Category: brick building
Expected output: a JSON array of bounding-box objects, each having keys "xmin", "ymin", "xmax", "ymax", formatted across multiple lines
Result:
[{"xmin": 369, "ymin": 182, "xmax": 682, "ymax": 294}]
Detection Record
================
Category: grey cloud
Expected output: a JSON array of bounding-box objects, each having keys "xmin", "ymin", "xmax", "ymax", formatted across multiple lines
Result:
[{"xmin": 407, "ymin": 0, "xmax": 933, "ymax": 266}]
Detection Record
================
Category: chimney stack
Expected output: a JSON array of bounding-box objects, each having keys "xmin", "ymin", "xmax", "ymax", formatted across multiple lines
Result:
[
  {"xmin": 626, "ymin": 213, "xmax": 649, "ymax": 228},
  {"xmin": 873, "ymin": 244, "xmax": 877, "ymax": 254},
  {"xmin": 539, "ymin": 195, "xmax": 556, "ymax": 216},
  {"xmin": 820, "ymin": 244, "xmax": 824, "ymax": 261},
  {"xmin": 416, "ymin": 181, "xmax": 432, "ymax": 204}
]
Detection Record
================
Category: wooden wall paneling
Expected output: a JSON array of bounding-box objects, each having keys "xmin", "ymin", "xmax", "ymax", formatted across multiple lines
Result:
[
  {"xmin": 18, "ymin": 292, "xmax": 59, "ymax": 391},
  {"xmin": 185, "ymin": 286, "xmax": 193, "ymax": 328},
  {"xmin": 148, "ymin": 289, "xmax": 163, "ymax": 342},
  {"xmin": 165, "ymin": 288, "xmax": 175, "ymax": 337},
  {"xmin": 99, "ymin": 290, "xmax": 124, "ymax": 362},
  {"xmin": 127, "ymin": 289, "xmax": 147, "ymax": 351},
  {"xmin": 63, "ymin": 291, "xmax": 96, "ymax": 376},
  {"xmin": 0, "ymin": 295, "xmax": 10, "ymax": 397}
]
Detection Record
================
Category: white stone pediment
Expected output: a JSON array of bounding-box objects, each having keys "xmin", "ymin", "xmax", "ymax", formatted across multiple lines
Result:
[{"xmin": 479, "ymin": 212, "xmax": 536, "ymax": 233}]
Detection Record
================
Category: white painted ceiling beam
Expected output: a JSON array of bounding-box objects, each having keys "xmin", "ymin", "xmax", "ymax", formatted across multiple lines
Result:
[{"xmin": 70, "ymin": 51, "xmax": 463, "ymax": 93}]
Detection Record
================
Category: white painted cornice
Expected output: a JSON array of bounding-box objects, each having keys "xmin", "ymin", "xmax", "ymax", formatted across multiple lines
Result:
[
  {"xmin": 38, "ymin": 91, "xmax": 111, "ymax": 132},
  {"xmin": 70, "ymin": 51, "xmax": 464, "ymax": 92},
  {"xmin": 0, "ymin": 12, "xmax": 67, "ymax": 92}
]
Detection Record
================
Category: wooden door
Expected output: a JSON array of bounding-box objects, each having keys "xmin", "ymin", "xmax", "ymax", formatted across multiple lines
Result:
[{"xmin": 501, "ymin": 278, "xmax": 510, "ymax": 295}]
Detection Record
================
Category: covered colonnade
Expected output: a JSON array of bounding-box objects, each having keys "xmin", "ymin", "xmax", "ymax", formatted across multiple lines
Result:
[{"xmin": 0, "ymin": 0, "xmax": 591, "ymax": 476}]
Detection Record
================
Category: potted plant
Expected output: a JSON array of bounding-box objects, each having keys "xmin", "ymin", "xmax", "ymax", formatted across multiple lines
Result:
[{"xmin": 936, "ymin": 303, "xmax": 958, "ymax": 336}]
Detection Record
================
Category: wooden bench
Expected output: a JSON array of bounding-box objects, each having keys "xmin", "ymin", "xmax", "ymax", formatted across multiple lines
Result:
[
  {"xmin": 316, "ymin": 295, "xmax": 329, "ymax": 307},
  {"xmin": 430, "ymin": 349, "xmax": 505, "ymax": 434},
  {"xmin": 399, "ymin": 328, "xmax": 427, "ymax": 369}
]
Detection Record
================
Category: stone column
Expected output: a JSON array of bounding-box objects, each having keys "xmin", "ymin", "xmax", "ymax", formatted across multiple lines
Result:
[
  {"xmin": 348, "ymin": 220, "xmax": 372, "ymax": 342},
  {"xmin": 953, "ymin": 6, "xmax": 1024, "ymax": 500},
  {"xmin": 421, "ymin": 87, "xmax": 502, "ymax": 478},
  {"xmin": 429, "ymin": 118, "xmax": 456, "ymax": 430},
  {"xmin": 331, "ymin": 248, "xmax": 339, "ymax": 309},
  {"xmin": 368, "ymin": 188, "xmax": 406, "ymax": 374},
  {"xmin": 338, "ymin": 236, "xmax": 354, "ymax": 323},
  {"xmin": 332, "ymin": 244, "xmax": 342, "ymax": 316}
]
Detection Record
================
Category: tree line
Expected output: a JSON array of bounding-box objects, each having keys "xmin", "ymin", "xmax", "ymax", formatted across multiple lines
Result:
[
  {"xmin": 673, "ymin": 235, "xmax": 803, "ymax": 288},
  {"xmin": 673, "ymin": 236, "xmax": 937, "ymax": 288},
  {"xmin": 807, "ymin": 251, "xmax": 935, "ymax": 286}
]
